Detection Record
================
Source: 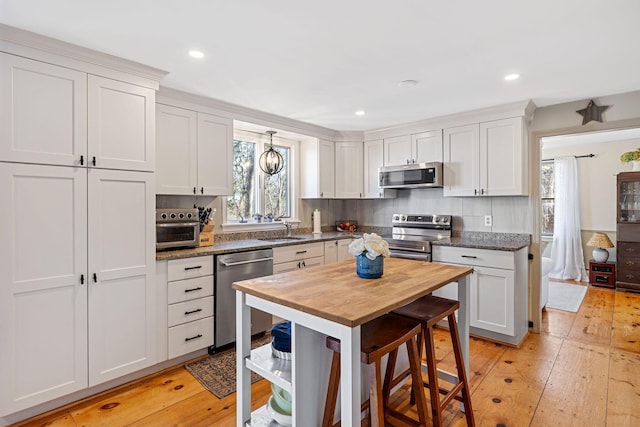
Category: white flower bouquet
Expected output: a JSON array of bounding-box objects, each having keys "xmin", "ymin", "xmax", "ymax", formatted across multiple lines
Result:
[{"xmin": 348, "ymin": 233, "xmax": 390, "ymax": 260}]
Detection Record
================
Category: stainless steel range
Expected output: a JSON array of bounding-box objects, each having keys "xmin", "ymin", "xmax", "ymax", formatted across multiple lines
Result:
[{"xmin": 382, "ymin": 213, "xmax": 452, "ymax": 261}]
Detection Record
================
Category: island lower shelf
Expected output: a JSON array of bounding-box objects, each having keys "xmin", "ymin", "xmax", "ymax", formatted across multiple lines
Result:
[{"xmin": 245, "ymin": 343, "xmax": 292, "ymax": 392}]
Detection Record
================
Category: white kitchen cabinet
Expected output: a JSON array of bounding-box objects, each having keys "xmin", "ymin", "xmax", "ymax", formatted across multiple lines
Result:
[
  {"xmin": 432, "ymin": 245, "xmax": 528, "ymax": 345},
  {"xmin": 383, "ymin": 130, "xmax": 443, "ymax": 165},
  {"xmin": 88, "ymin": 75, "xmax": 155, "ymax": 172},
  {"xmin": 0, "ymin": 53, "xmax": 87, "ymax": 167},
  {"xmin": 0, "ymin": 54, "xmax": 156, "ymax": 172},
  {"xmin": 324, "ymin": 239, "xmax": 353, "ymax": 264},
  {"xmin": 443, "ymin": 117, "xmax": 527, "ymax": 197},
  {"xmin": 156, "ymin": 104, "xmax": 233, "ymax": 196},
  {"xmin": 273, "ymin": 242, "xmax": 325, "ymax": 273},
  {"xmin": 363, "ymin": 139, "xmax": 396, "ymax": 199},
  {"xmin": 166, "ymin": 256, "xmax": 215, "ymax": 359},
  {"xmin": 0, "ymin": 163, "xmax": 156, "ymax": 415},
  {"xmin": 335, "ymin": 142, "xmax": 364, "ymax": 198},
  {"xmin": 301, "ymin": 138, "xmax": 335, "ymax": 198}
]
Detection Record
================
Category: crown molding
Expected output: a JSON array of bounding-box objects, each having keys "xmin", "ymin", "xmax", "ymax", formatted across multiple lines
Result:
[
  {"xmin": 0, "ymin": 24, "xmax": 168, "ymax": 88},
  {"xmin": 157, "ymin": 86, "xmax": 340, "ymax": 140},
  {"xmin": 364, "ymin": 100, "xmax": 537, "ymax": 141}
]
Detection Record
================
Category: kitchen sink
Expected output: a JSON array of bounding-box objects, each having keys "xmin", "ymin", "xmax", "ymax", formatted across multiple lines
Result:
[{"xmin": 258, "ymin": 236, "xmax": 306, "ymax": 242}]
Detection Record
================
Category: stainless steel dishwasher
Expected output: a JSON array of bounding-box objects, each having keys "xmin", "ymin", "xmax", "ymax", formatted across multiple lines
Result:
[{"xmin": 215, "ymin": 249, "xmax": 274, "ymax": 348}]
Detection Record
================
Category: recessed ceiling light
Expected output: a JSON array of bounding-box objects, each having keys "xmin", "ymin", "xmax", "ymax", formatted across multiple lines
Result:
[
  {"xmin": 189, "ymin": 50, "xmax": 205, "ymax": 59},
  {"xmin": 398, "ymin": 79, "xmax": 419, "ymax": 88},
  {"xmin": 355, "ymin": 110, "xmax": 366, "ymax": 116},
  {"xmin": 504, "ymin": 73, "xmax": 520, "ymax": 81}
]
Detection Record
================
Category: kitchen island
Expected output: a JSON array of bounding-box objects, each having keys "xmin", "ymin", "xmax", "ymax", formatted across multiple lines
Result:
[{"xmin": 233, "ymin": 258, "xmax": 473, "ymax": 426}]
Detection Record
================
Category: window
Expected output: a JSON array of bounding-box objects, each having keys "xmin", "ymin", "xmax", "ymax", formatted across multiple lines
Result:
[
  {"xmin": 541, "ymin": 160, "xmax": 555, "ymax": 235},
  {"xmin": 226, "ymin": 132, "xmax": 295, "ymax": 224}
]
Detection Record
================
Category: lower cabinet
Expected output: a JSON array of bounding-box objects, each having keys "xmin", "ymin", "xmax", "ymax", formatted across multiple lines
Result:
[
  {"xmin": 0, "ymin": 163, "xmax": 156, "ymax": 416},
  {"xmin": 166, "ymin": 256, "xmax": 215, "ymax": 359},
  {"xmin": 432, "ymin": 245, "xmax": 528, "ymax": 345},
  {"xmin": 273, "ymin": 242, "xmax": 325, "ymax": 273},
  {"xmin": 324, "ymin": 239, "xmax": 353, "ymax": 263}
]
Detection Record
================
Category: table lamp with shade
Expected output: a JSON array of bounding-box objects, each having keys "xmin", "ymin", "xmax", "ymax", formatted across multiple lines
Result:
[{"xmin": 586, "ymin": 232, "xmax": 615, "ymax": 263}]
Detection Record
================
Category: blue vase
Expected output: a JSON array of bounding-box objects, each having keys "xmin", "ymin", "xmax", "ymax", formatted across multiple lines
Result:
[{"xmin": 356, "ymin": 254, "xmax": 384, "ymax": 279}]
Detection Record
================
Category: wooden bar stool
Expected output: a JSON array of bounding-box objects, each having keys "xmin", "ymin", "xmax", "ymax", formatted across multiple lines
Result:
[
  {"xmin": 389, "ymin": 295, "xmax": 475, "ymax": 427},
  {"xmin": 322, "ymin": 313, "xmax": 428, "ymax": 427}
]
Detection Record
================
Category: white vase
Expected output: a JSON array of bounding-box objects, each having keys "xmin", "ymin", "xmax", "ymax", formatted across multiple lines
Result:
[{"xmin": 632, "ymin": 160, "xmax": 640, "ymax": 172}]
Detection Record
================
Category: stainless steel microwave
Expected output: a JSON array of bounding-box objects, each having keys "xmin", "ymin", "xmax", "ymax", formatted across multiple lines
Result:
[{"xmin": 379, "ymin": 162, "xmax": 443, "ymax": 189}]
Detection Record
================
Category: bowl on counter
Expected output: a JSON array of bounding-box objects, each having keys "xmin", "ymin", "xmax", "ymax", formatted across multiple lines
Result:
[
  {"xmin": 267, "ymin": 395, "xmax": 292, "ymax": 426},
  {"xmin": 270, "ymin": 383, "xmax": 292, "ymax": 415}
]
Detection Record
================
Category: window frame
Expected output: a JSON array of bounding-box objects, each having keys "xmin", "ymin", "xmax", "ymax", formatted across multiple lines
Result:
[{"xmin": 222, "ymin": 130, "xmax": 299, "ymax": 230}]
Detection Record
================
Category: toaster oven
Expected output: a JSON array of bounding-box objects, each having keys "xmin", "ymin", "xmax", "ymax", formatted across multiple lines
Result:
[{"xmin": 156, "ymin": 208, "xmax": 200, "ymax": 250}]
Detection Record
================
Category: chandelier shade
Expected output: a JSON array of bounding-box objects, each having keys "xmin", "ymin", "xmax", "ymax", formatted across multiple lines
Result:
[{"xmin": 259, "ymin": 130, "xmax": 284, "ymax": 175}]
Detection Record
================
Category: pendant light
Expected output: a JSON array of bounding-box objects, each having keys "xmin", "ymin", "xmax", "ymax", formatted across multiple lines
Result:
[{"xmin": 259, "ymin": 130, "xmax": 284, "ymax": 175}]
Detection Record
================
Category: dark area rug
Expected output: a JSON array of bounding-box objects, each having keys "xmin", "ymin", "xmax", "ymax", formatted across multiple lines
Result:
[{"xmin": 185, "ymin": 333, "xmax": 271, "ymax": 398}]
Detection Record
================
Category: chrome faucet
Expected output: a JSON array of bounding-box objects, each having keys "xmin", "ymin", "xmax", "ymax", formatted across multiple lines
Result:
[{"xmin": 283, "ymin": 221, "xmax": 292, "ymax": 237}]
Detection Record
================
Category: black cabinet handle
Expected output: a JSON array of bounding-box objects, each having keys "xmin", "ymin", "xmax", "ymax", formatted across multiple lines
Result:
[
  {"xmin": 93, "ymin": 273, "xmax": 97, "ymax": 283},
  {"xmin": 461, "ymin": 255, "xmax": 478, "ymax": 259},
  {"xmin": 474, "ymin": 189, "xmax": 478, "ymax": 195},
  {"xmin": 193, "ymin": 187, "xmax": 197, "ymax": 194},
  {"xmin": 92, "ymin": 156, "xmax": 96, "ymax": 166},
  {"xmin": 184, "ymin": 287, "xmax": 203, "ymax": 293},
  {"xmin": 185, "ymin": 334, "xmax": 202, "ymax": 342},
  {"xmin": 185, "ymin": 308, "xmax": 203, "ymax": 315},
  {"xmin": 297, "ymin": 261, "xmax": 301, "ymax": 269},
  {"xmin": 80, "ymin": 274, "xmax": 85, "ymax": 285},
  {"xmin": 302, "ymin": 260, "xmax": 306, "ymax": 267},
  {"xmin": 200, "ymin": 187, "xmax": 204, "ymax": 194},
  {"xmin": 296, "ymin": 250, "xmax": 307, "ymax": 254},
  {"xmin": 184, "ymin": 266, "xmax": 202, "ymax": 271},
  {"xmin": 80, "ymin": 155, "xmax": 84, "ymax": 165}
]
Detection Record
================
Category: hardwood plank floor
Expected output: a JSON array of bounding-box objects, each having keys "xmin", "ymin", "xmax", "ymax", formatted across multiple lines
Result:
[{"xmin": 12, "ymin": 284, "xmax": 640, "ymax": 427}]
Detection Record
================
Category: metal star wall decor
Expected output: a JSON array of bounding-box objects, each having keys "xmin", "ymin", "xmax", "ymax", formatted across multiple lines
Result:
[{"xmin": 576, "ymin": 99, "xmax": 610, "ymax": 125}]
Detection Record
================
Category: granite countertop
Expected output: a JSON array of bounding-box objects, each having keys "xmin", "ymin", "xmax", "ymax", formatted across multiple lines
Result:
[
  {"xmin": 435, "ymin": 232, "xmax": 530, "ymax": 251},
  {"xmin": 156, "ymin": 231, "xmax": 359, "ymax": 260}
]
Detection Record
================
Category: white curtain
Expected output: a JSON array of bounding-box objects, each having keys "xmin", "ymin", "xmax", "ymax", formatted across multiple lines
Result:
[{"xmin": 549, "ymin": 156, "xmax": 588, "ymax": 281}]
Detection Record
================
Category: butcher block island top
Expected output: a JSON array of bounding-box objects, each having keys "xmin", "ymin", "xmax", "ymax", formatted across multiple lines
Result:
[{"xmin": 232, "ymin": 258, "xmax": 473, "ymax": 327}]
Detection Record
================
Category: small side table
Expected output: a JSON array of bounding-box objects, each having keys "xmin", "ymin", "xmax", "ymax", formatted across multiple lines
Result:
[{"xmin": 589, "ymin": 260, "xmax": 616, "ymax": 288}]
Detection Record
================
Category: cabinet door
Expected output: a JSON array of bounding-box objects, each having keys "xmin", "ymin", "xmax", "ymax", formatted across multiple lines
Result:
[
  {"xmin": 88, "ymin": 75, "xmax": 155, "ymax": 172},
  {"xmin": 197, "ymin": 113, "xmax": 233, "ymax": 195},
  {"xmin": 335, "ymin": 142, "xmax": 363, "ymax": 198},
  {"xmin": 412, "ymin": 130, "xmax": 443, "ymax": 163},
  {"xmin": 0, "ymin": 163, "xmax": 88, "ymax": 415},
  {"xmin": 337, "ymin": 239, "xmax": 352, "ymax": 261},
  {"xmin": 470, "ymin": 266, "xmax": 515, "ymax": 335},
  {"xmin": 443, "ymin": 124, "xmax": 479, "ymax": 197},
  {"xmin": 383, "ymin": 135, "xmax": 412, "ymax": 165},
  {"xmin": 324, "ymin": 241, "xmax": 338, "ymax": 264},
  {"xmin": 480, "ymin": 117, "xmax": 526, "ymax": 196},
  {"xmin": 363, "ymin": 139, "xmax": 384, "ymax": 198},
  {"xmin": 87, "ymin": 169, "xmax": 156, "ymax": 386},
  {"xmin": 318, "ymin": 139, "xmax": 335, "ymax": 198},
  {"xmin": 156, "ymin": 104, "xmax": 198, "ymax": 195},
  {"xmin": 273, "ymin": 260, "xmax": 303, "ymax": 274},
  {"xmin": 0, "ymin": 53, "xmax": 87, "ymax": 167},
  {"xmin": 302, "ymin": 255, "xmax": 324, "ymax": 268}
]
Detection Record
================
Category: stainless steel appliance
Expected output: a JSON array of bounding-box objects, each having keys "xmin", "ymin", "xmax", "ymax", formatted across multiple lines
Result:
[
  {"xmin": 215, "ymin": 249, "xmax": 274, "ymax": 348},
  {"xmin": 379, "ymin": 162, "xmax": 443, "ymax": 189},
  {"xmin": 382, "ymin": 213, "xmax": 452, "ymax": 261},
  {"xmin": 156, "ymin": 208, "xmax": 200, "ymax": 250}
]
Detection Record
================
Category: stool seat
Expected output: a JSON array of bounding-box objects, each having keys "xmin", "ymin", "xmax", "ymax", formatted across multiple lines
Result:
[
  {"xmin": 322, "ymin": 313, "xmax": 428, "ymax": 427},
  {"xmin": 391, "ymin": 295, "xmax": 475, "ymax": 427}
]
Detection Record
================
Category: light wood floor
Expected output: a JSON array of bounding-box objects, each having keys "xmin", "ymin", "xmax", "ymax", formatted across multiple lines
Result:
[{"xmin": 13, "ymin": 284, "xmax": 640, "ymax": 427}]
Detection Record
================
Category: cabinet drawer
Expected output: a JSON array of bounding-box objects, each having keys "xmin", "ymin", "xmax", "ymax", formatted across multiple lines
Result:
[
  {"xmin": 432, "ymin": 245, "xmax": 514, "ymax": 269},
  {"xmin": 168, "ymin": 316, "xmax": 214, "ymax": 359},
  {"xmin": 273, "ymin": 242, "xmax": 324, "ymax": 264},
  {"xmin": 168, "ymin": 275, "xmax": 214, "ymax": 304},
  {"xmin": 168, "ymin": 256, "xmax": 213, "ymax": 281},
  {"xmin": 168, "ymin": 296, "xmax": 214, "ymax": 327}
]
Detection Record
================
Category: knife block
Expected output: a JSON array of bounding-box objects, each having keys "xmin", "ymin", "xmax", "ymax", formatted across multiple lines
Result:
[{"xmin": 199, "ymin": 220, "xmax": 214, "ymax": 247}]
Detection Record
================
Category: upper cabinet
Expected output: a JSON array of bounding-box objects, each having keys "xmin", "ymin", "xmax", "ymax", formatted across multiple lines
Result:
[
  {"xmin": 156, "ymin": 103, "xmax": 232, "ymax": 196},
  {"xmin": 383, "ymin": 130, "xmax": 443, "ymax": 165},
  {"xmin": 443, "ymin": 117, "xmax": 527, "ymax": 197},
  {"xmin": 301, "ymin": 138, "xmax": 335, "ymax": 198},
  {"xmin": 335, "ymin": 142, "xmax": 364, "ymax": 198},
  {"xmin": 363, "ymin": 139, "xmax": 396, "ymax": 199},
  {"xmin": 0, "ymin": 54, "xmax": 156, "ymax": 171}
]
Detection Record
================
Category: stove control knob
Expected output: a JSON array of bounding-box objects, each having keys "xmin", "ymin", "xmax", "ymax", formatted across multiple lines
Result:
[
  {"xmin": 170, "ymin": 213, "xmax": 176, "ymax": 219},
  {"xmin": 179, "ymin": 213, "xmax": 184, "ymax": 219},
  {"xmin": 442, "ymin": 217, "xmax": 450, "ymax": 223},
  {"xmin": 160, "ymin": 213, "xmax": 167, "ymax": 220},
  {"xmin": 393, "ymin": 215, "xmax": 399, "ymax": 221},
  {"xmin": 187, "ymin": 213, "xmax": 193, "ymax": 219},
  {"xmin": 401, "ymin": 215, "xmax": 407, "ymax": 221},
  {"xmin": 433, "ymin": 216, "xmax": 440, "ymax": 223}
]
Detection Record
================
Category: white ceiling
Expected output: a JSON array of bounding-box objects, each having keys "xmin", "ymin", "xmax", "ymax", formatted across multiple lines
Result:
[{"xmin": 2, "ymin": 0, "xmax": 639, "ymax": 131}]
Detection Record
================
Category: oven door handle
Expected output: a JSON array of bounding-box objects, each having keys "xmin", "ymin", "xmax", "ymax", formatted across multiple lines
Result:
[
  {"xmin": 219, "ymin": 257, "xmax": 274, "ymax": 267},
  {"xmin": 389, "ymin": 249, "xmax": 431, "ymax": 261},
  {"xmin": 157, "ymin": 222, "xmax": 200, "ymax": 228}
]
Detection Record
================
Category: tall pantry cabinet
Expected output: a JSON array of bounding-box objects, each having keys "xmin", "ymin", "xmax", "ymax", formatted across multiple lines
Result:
[{"xmin": 0, "ymin": 31, "xmax": 166, "ymax": 417}]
